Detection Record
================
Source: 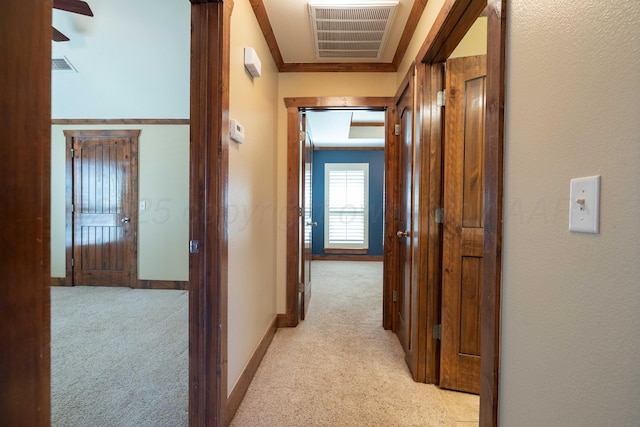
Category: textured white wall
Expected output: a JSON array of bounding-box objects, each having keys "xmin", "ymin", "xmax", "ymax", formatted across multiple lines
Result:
[{"xmin": 501, "ymin": 0, "xmax": 640, "ymax": 424}]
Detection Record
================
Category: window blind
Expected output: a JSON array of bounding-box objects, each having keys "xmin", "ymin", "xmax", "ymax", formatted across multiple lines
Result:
[{"xmin": 324, "ymin": 163, "xmax": 369, "ymax": 249}]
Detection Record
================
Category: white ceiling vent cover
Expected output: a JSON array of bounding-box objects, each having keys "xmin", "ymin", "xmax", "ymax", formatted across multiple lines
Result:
[
  {"xmin": 309, "ymin": 2, "xmax": 398, "ymax": 59},
  {"xmin": 52, "ymin": 57, "xmax": 77, "ymax": 73}
]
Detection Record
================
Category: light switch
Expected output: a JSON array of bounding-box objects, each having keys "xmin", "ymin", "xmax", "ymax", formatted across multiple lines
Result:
[{"xmin": 569, "ymin": 175, "xmax": 600, "ymax": 233}]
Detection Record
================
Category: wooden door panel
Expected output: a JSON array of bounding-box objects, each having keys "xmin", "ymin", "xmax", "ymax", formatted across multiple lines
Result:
[
  {"xmin": 440, "ymin": 55, "xmax": 486, "ymax": 394},
  {"xmin": 67, "ymin": 130, "xmax": 139, "ymax": 288},
  {"xmin": 460, "ymin": 257, "xmax": 482, "ymax": 355},
  {"xmin": 462, "ymin": 77, "xmax": 485, "ymax": 229},
  {"xmin": 396, "ymin": 80, "xmax": 414, "ymax": 356},
  {"xmin": 300, "ymin": 113, "xmax": 312, "ymax": 320}
]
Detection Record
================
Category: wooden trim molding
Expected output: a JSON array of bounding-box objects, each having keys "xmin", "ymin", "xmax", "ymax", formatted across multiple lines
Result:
[
  {"xmin": 189, "ymin": 0, "xmax": 232, "ymax": 426},
  {"xmin": 137, "ymin": 280, "xmax": 189, "ymax": 290},
  {"xmin": 284, "ymin": 105, "xmax": 301, "ymax": 328},
  {"xmin": 1, "ymin": 0, "xmax": 52, "ymax": 424},
  {"xmin": 417, "ymin": 0, "xmax": 488, "ymax": 64},
  {"xmin": 314, "ymin": 145, "xmax": 384, "ymax": 151},
  {"xmin": 248, "ymin": 0, "xmax": 284, "ymax": 70},
  {"xmin": 277, "ymin": 313, "xmax": 289, "ymax": 328},
  {"xmin": 50, "ymin": 278, "xmax": 189, "ymax": 290},
  {"xmin": 52, "ymin": 119, "xmax": 189, "ymax": 125},
  {"xmin": 481, "ymin": 0, "xmax": 506, "ymax": 425},
  {"xmin": 322, "ymin": 248, "xmax": 368, "ymax": 255},
  {"xmin": 279, "ymin": 62, "xmax": 396, "ymax": 73},
  {"xmin": 392, "ymin": 0, "xmax": 429, "ymax": 68},
  {"xmin": 312, "ymin": 254, "xmax": 383, "ymax": 262},
  {"xmin": 225, "ymin": 315, "xmax": 278, "ymax": 425},
  {"xmin": 285, "ymin": 97, "xmax": 393, "ymax": 109},
  {"xmin": 51, "ymin": 277, "xmax": 67, "ymax": 286}
]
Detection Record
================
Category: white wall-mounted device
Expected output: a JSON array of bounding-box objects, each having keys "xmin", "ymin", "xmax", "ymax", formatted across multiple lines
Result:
[
  {"xmin": 230, "ymin": 119, "xmax": 245, "ymax": 143},
  {"xmin": 569, "ymin": 175, "xmax": 600, "ymax": 233},
  {"xmin": 244, "ymin": 47, "xmax": 261, "ymax": 78}
]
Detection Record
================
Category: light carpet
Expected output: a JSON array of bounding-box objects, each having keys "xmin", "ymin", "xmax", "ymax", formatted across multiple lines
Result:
[
  {"xmin": 51, "ymin": 286, "xmax": 188, "ymax": 427},
  {"xmin": 230, "ymin": 261, "xmax": 479, "ymax": 427}
]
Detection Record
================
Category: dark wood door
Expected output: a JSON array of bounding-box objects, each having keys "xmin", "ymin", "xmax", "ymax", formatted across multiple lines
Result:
[
  {"xmin": 66, "ymin": 130, "xmax": 139, "ymax": 287},
  {"xmin": 396, "ymin": 77, "xmax": 415, "ymax": 362},
  {"xmin": 440, "ymin": 55, "xmax": 486, "ymax": 394},
  {"xmin": 299, "ymin": 113, "xmax": 313, "ymax": 320}
]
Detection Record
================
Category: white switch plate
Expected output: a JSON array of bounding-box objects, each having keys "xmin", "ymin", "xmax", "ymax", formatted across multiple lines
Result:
[{"xmin": 569, "ymin": 175, "xmax": 600, "ymax": 233}]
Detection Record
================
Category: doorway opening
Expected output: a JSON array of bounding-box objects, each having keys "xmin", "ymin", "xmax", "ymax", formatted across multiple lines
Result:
[{"xmin": 283, "ymin": 98, "xmax": 395, "ymax": 328}]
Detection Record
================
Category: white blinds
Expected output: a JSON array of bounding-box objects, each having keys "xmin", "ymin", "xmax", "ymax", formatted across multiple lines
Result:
[{"xmin": 324, "ymin": 163, "xmax": 369, "ymax": 249}]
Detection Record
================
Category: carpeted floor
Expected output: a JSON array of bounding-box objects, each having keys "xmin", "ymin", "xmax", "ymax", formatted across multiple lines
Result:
[
  {"xmin": 51, "ymin": 261, "xmax": 478, "ymax": 426},
  {"xmin": 51, "ymin": 286, "xmax": 188, "ymax": 427},
  {"xmin": 230, "ymin": 261, "xmax": 479, "ymax": 426}
]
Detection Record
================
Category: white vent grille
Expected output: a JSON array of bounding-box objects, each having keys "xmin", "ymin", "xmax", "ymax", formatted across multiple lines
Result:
[
  {"xmin": 52, "ymin": 57, "xmax": 77, "ymax": 72},
  {"xmin": 309, "ymin": 2, "xmax": 398, "ymax": 59}
]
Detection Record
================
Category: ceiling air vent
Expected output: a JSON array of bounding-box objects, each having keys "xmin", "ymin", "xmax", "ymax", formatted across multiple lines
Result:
[
  {"xmin": 309, "ymin": 2, "xmax": 398, "ymax": 59},
  {"xmin": 52, "ymin": 57, "xmax": 77, "ymax": 72}
]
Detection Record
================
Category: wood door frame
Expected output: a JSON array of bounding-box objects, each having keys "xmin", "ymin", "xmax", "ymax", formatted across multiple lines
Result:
[
  {"xmin": 189, "ymin": 0, "xmax": 232, "ymax": 426},
  {"xmin": 63, "ymin": 129, "xmax": 140, "ymax": 288},
  {"xmin": 1, "ymin": 0, "xmax": 52, "ymax": 424},
  {"xmin": 415, "ymin": 0, "xmax": 506, "ymax": 425},
  {"xmin": 283, "ymin": 97, "xmax": 395, "ymax": 328}
]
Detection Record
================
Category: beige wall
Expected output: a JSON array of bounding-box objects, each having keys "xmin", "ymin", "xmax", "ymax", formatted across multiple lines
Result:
[
  {"xmin": 501, "ymin": 0, "xmax": 640, "ymax": 424},
  {"xmin": 275, "ymin": 73, "xmax": 397, "ymax": 313},
  {"xmin": 227, "ymin": 0, "xmax": 280, "ymax": 395},
  {"xmin": 51, "ymin": 124, "xmax": 189, "ymax": 281},
  {"xmin": 448, "ymin": 17, "xmax": 487, "ymax": 59}
]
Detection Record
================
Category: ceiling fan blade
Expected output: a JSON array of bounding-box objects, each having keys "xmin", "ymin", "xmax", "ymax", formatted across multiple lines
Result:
[
  {"xmin": 53, "ymin": 0, "xmax": 94, "ymax": 17},
  {"xmin": 52, "ymin": 26, "xmax": 70, "ymax": 42}
]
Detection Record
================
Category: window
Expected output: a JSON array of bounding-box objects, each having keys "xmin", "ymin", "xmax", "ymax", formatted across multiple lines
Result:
[{"xmin": 324, "ymin": 163, "xmax": 369, "ymax": 249}]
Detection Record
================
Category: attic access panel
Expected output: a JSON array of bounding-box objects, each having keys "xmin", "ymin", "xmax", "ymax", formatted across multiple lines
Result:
[{"xmin": 309, "ymin": 2, "xmax": 398, "ymax": 59}]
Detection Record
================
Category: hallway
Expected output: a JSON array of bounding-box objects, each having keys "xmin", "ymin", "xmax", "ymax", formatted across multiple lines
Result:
[{"xmin": 230, "ymin": 261, "xmax": 478, "ymax": 426}]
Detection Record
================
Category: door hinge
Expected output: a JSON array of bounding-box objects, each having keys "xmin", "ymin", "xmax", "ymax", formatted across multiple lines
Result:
[
  {"xmin": 299, "ymin": 207, "xmax": 303, "ymax": 217},
  {"xmin": 189, "ymin": 240, "xmax": 200, "ymax": 254},
  {"xmin": 394, "ymin": 123, "xmax": 401, "ymax": 136},
  {"xmin": 437, "ymin": 90, "xmax": 446, "ymax": 107},
  {"xmin": 299, "ymin": 130, "xmax": 305, "ymax": 142},
  {"xmin": 71, "ymin": 257, "xmax": 74, "ymax": 267},
  {"xmin": 392, "ymin": 290, "xmax": 398, "ymax": 302},
  {"xmin": 70, "ymin": 148, "xmax": 75, "ymax": 158},
  {"xmin": 298, "ymin": 282, "xmax": 304, "ymax": 292},
  {"xmin": 433, "ymin": 324, "xmax": 442, "ymax": 340},
  {"xmin": 435, "ymin": 208, "xmax": 444, "ymax": 224},
  {"xmin": 71, "ymin": 203, "xmax": 74, "ymax": 213}
]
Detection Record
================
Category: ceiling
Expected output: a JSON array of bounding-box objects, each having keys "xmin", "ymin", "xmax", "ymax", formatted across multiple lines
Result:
[
  {"xmin": 257, "ymin": 0, "xmax": 418, "ymax": 147},
  {"xmin": 306, "ymin": 110, "xmax": 386, "ymax": 148},
  {"xmin": 255, "ymin": 0, "xmax": 426, "ymax": 72}
]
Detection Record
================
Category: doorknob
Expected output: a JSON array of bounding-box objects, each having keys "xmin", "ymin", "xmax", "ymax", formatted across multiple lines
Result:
[
  {"xmin": 396, "ymin": 230, "xmax": 409, "ymax": 238},
  {"xmin": 121, "ymin": 217, "xmax": 130, "ymax": 224}
]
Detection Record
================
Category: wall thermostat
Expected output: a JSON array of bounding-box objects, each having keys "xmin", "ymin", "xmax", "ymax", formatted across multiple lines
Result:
[{"xmin": 230, "ymin": 119, "xmax": 245, "ymax": 143}]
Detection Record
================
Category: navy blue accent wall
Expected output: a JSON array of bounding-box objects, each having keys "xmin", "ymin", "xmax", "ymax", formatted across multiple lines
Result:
[{"xmin": 311, "ymin": 149, "xmax": 385, "ymax": 256}]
